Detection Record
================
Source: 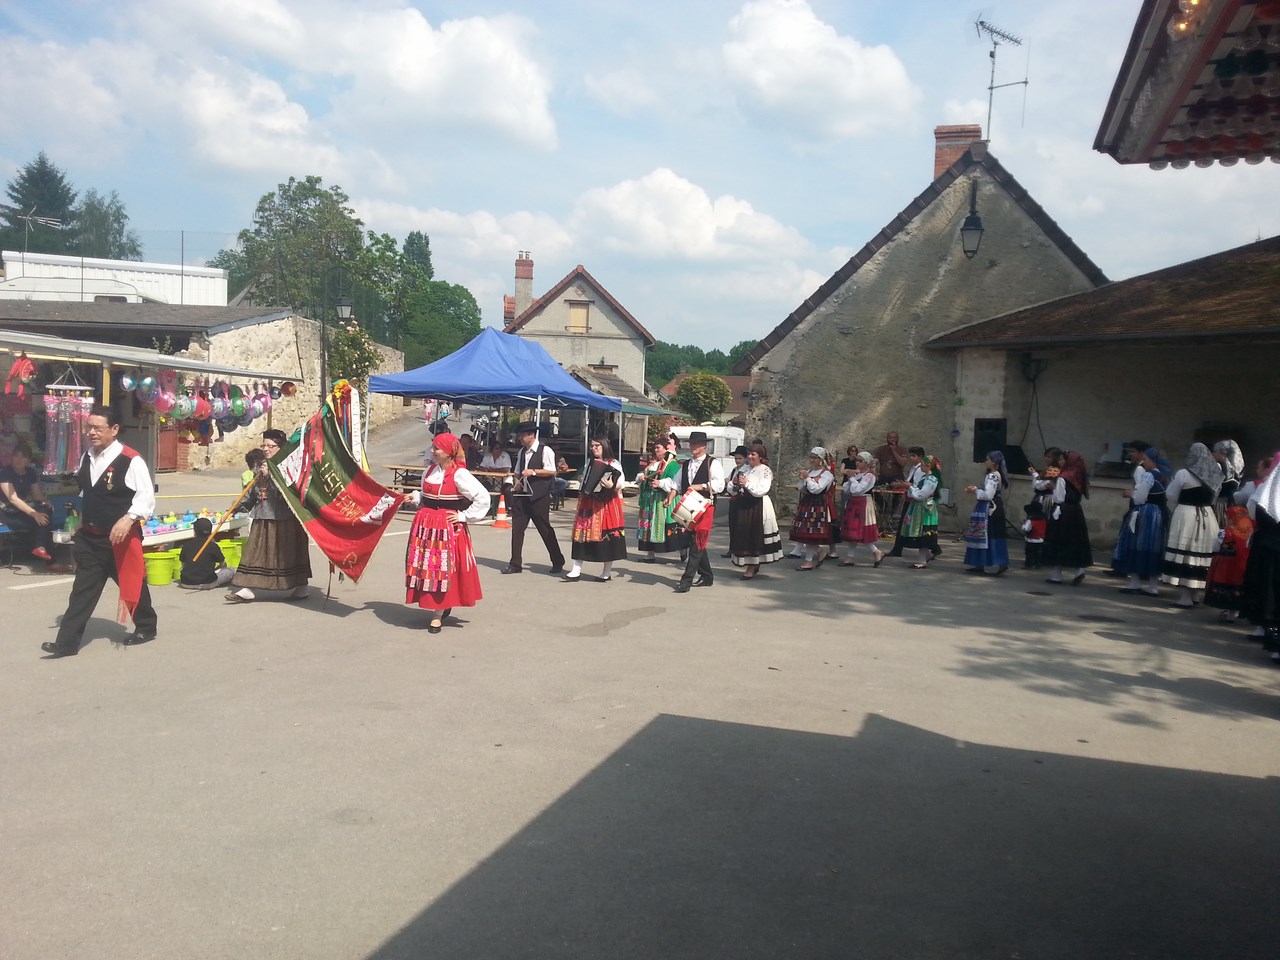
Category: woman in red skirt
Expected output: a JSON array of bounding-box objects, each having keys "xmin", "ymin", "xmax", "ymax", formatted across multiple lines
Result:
[
  {"xmin": 405, "ymin": 433, "xmax": 489, "ymax": 633},
  {"xmin": 839, "ymin": 451, "xmax": 885, "ymax": 567},
  {"xmin": 563, "ymin": 438, "xmax": 628, "ymax": 582},
  {"xmin": 789, "ymin": 446, "xmax": 838, "ymax": 569}
]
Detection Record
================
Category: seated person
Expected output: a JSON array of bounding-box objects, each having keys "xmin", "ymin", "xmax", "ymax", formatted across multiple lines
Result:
[
  {"xmin": 0, "ymin": 442, "xmax": 62, "ymax": 567},
  {"xmin": 479, "ymin": 442, "xmax": 512, "ymax": 517},
  {"xmin": 178, "ymin": 517, "xmax": 235, "ymax": 589},
  {"xmin": 551, "ymin": 455, "xmax": 571, "ymax": 505}
]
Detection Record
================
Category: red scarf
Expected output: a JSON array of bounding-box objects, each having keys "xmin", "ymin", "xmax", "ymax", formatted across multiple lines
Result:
[{"xmin": 113, "ymin": 445, "xmax": 146, "ymax": 624}]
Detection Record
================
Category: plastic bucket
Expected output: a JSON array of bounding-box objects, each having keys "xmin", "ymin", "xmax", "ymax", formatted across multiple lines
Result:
[
  {"xmin": 220, "ymin": 537, "xmax": 246, "ymax": 569},
  {"xmin": 144, "ymin": 550, "xmax": 179, "ymax": 586}
]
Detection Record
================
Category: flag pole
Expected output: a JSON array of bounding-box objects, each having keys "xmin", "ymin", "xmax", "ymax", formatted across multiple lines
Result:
[{"xmin": 190, "ymin": 477, "xmax": 255, "ymax": 563}]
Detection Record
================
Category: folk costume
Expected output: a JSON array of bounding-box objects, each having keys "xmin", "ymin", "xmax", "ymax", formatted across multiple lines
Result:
[
  {"xmin": 1205, "ymin": 505, "xmax": 1254, "ymax": 618},
  {"xmin": 49, "ymin": 439, "xmax": 157, "ymax": 655},
  {"xmin": 729, "ymin": 463, "xmax": 782, "ymax": 569},
  {"xmin": 790, "ymin": 447, "xmax": 837, "ymax": 566},
  {"xmin": 962, "ymin": 453, "xmax": 1010, "ymax": 572},
  {"xmin": 1112, "ymin": 455, "xmax": 1168, "ymax": 591},
  {"xmin": 1242, "ymin": 458, "xmax": 1280, "ymax": 647},
  {"xmin": 231, "ymin": 459, "xmax": 312, "ymax": 598},
  {"xmin": 405, "ymin": 434, "xmax": 488, "ymax": 613},
  {"xmin": 1038, "ymin": 452, "xmax": 1093, "ymax": 583},
  {"xmin": 504, "ymin": 426, "xmax": 566, "ymax": 574},
  {"xmin": 568, "ymin": 456, "xmax": 627, "ymax": 577},
  {"xmin": 1161, "ymin": 443, "xmax": 1223, "ymax": 601},
  {"xmin": 899, "ymin": 457, "xmax": 941, "ymax": 566},
  {"xmin": 637, "ymin": 453, "xmax": 688, "ymax": 558},
  {"xmin": 839, "ymin": 454, "xmax": 884, "ymax": 566},
  {"xmin": 661, "ymin": 434, "xmax": 725, "ymax": 590},
  {"xmin": 1212, "ymin": 439, "xmax": 1245, "ymax": 527}
]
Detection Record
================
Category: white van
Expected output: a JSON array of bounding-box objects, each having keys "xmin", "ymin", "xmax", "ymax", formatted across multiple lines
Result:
[{"xmin": 670, "ymin": 425, "xmax": 746, "ymax": 478}]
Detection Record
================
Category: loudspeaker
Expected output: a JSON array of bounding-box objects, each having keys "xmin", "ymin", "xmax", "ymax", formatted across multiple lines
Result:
[
  {"xmin": 1002, "ymin": 444, "xmax": 1031, "ymax": 476},
  {"xmin": 973, "ymin": 418, "xmax": 1007, "ymax": 463}
]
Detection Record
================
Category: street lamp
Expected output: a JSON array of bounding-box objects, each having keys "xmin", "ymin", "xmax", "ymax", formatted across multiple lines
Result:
[
  {"xmin": 336, "ymin": 297, "xmax": 352, "ymax": 322},
  {"xmin": 959, "ymin": 179, "xmax": 985, "ymax": 259}
]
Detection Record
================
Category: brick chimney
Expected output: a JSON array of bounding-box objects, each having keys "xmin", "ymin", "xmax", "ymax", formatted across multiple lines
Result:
[
  {"xmin": 934, "ymin": 124, "xmax": 984, "ymax": 178},
  {"xmin": 514, "ymin": 251, "xmax": 534, "ymax": 317}
]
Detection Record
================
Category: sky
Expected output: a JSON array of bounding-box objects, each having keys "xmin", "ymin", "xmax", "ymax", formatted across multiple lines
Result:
[{"xmin": 1, "ymin": 0, "xmax": 1277, "ymax": 351}]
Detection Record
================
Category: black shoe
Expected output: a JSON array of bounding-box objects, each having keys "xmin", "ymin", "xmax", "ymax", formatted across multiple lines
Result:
[
  {"xmin": 692, "ymin": 578, "xmax": 713, "ymax": 588},
  {"xmin": 720, "ymin": 552, "xmax": 732, "ymax": 558},
  {"xmin": 124, "ymin": 631, "xmax": 156, "ymax": 646},
  {"xmin": 640, "ymin": 557, "xmax": 657, "ymax": 564},
  {"xmin": 991, "ymin": 566, "xmax": 1009, "ymax": 577},
  {"xmin": 40, "ymin": 641, "xmax": 77, "ymax": 659},
  {"xmin": 561, "ymin": 573, "xmax": 581, "ymax": 582},
  {"xmin": 673, "ymin": 581, "xmax": 691, "ymax": 593},
  {"xmin": 427, "ymin": 620, "xmax": 443, "ymax": 634},
  {"xmin": 1071, "ymin": 572, "xmax": 1086, "ymax": 586},
  {"xmin": 594, "ymin": 575, "xmax": 612, "ymax": 583},
  {"xmin": 548, "ymin": 565, "xmax": 566, "ymax": 575},
  {"xmin": 500, "ymin": 566, "xmax": 522, "ymax": 575}
]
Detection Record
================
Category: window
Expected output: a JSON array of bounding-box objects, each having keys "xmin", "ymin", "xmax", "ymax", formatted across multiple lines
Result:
[{"xmin": 566, "ymin": 300, "xmax": 589, "ymax": 334}]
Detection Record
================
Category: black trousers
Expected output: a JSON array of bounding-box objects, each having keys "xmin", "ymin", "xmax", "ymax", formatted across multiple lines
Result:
[
  {"xmin": 681, "ymin": 543, "xmax": 713, "ymax": 584},
  {"xmin": 1, "ymin": 503, "xmax": 55, "ymax": 555},
  {"xmin": 54, "ymin": 532, "xmax": 158, "ymax": 649},
  {"xmin": 508, "ymin": 495, "xmax": 564, "ymax": 570}
]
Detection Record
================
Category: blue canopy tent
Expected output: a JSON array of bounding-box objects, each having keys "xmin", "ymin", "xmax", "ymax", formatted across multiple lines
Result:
[{"xmin": 368, "ymin": 328, "xmax": 621, "ymax": 414}]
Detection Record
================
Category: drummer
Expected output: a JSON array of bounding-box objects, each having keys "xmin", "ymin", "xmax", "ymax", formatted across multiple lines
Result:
[{"xmin": 660, "ymin": 430, "xmax": 726, "ymax": 593}]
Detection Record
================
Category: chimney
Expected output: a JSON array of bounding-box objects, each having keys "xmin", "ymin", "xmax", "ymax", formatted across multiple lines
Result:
[
  {"xmin": 514, "ymin": 250, "xmax": 534, "ymax": 317},
  {"xmin": 933, "ymin": 124, "xmax": 984, "ymax": 178},
  {"xmin": 502, "ymin": 295, "xmax": 515, "ymax": 323}
]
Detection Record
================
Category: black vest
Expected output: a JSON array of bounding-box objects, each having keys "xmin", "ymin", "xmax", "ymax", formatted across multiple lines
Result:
[
  {"xmin": 683, "ymin": 456, "xmax": 711, "ymax": 490},
  {"xmin": 78, "ymin": 448, "xmax": 139, "ymax": 530},
  {"xmin": 516, "ymin": 442, "xmax": 555, "ymax": 501}
]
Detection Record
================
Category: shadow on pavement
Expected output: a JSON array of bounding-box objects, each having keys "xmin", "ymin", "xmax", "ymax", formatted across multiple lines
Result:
[{"xmin": 363, "ymin": 713, "xmax": 1280, "ymax": 960}]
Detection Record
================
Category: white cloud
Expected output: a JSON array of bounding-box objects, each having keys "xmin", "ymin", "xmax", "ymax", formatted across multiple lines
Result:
[
  {"xmin": 354, "ymin": 199, "xmax": 574, "ymax": 262},
  {"xmin": 582, "ymin": 68, "xmax": 662, "ymax": 115},
  {"xmin": 723, "ymin": 0, "xmax": 920, "ymax": 139},
  {"xmin": 943, "ymin": 98, "xmax": 988, "ymax": 127},
  {"xmin": 570, "ymin": 167, "xmax": 811, "ymax": 261}
]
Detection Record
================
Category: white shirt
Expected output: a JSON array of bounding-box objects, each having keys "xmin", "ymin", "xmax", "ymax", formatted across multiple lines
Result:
[
  {"xmin": 973, "ymin": 471, "xmax": 1001, "ymax": 502},
  {"xmin": 84, "ymin": 439, "xmax": 154, "ymax": 519},
  {"xmin": 800, "ymin": 469, "xmax": 834, "ymax": 494},
  {"xmin": 479, "ymin": 452, "xmax": 512, "ymax": 471},
  {"xmin": 661, "ymin": 453, "xmax": 726, "ymax": 496},
  {"xmin": 842, "ymin": 471, "xmax": 876, "ymax": 496},
  {"xmin": 418, "ymin": 465, "xmax": 491, "ymax": 524},
  {"xmin": 740, "ymin": 464, "xmax": 774, "ymax": 497},
  {"xmin": 514, "ymin": 440, "xmax": 556, "ymax": 474},
  {"xmin": 1129, "ymin": 465, "xmax": 1155, "ymax": 505},
  {"xmin": 1165, "ymin": 468, "xmax": 1201, "ymax": 505}
]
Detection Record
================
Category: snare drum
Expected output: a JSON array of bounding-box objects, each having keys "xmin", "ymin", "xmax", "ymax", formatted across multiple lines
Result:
[{"xmin": 672, "ymin": 488, "xmax": 711, "ymax": 528}]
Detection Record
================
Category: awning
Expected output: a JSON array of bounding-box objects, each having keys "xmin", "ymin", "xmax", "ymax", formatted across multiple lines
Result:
[
  {"xmin": 567, "ymin": 365, "xmax": 668, "ymax": 417},
  {"xmin": 0, "ymin": 328, "xmax": 296, "ymax": 381}
]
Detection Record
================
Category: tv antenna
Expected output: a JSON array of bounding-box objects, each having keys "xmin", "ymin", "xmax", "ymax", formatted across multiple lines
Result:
[
  {"xmin": 2, "ymin": 205, "xmax": 65, "ymax": 255},
  {"xmin": 974, "ymin": 18, "xmax": 1029, "ymax": 141}
]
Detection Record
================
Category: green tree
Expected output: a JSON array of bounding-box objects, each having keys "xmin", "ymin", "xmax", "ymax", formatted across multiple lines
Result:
[
  {"xmin": 1, "ymin": 151, "xmax": 78, "ymax": 254},
  {"xmin": 727, "ymin": 338, "xmax": 757, "ymax": 368},
  {"xmin": 74, "ymin": 188, "xmax": 142, "ymax": 260},
  {"xmin": 403, "ymin": 230, "xmax": 434, "ymax": 280},
  {"xmin": 674, "ymin": 372, "xmax": 732, "ymax": 423},
  {"xmin": 401, "ymin": 280, "xmax": 483, "ymax": 369}
]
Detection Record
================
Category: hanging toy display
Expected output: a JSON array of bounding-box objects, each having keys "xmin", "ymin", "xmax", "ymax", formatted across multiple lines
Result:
[
  {"xmin": 42, "ymin": 395, "xmax": 59, "ymax": 475},
  {"xmin": 41, "ymin": 366, "xmax": 95, "ymax": 475},
  {"xmin": 136, "ymin": 376, "xmax": 159, "ymax": 406}
]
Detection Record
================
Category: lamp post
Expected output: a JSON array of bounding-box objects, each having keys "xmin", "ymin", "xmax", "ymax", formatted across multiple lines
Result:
[{"xmin": 959, "ymin": 179, "xmax": 985, "ymax": 259}]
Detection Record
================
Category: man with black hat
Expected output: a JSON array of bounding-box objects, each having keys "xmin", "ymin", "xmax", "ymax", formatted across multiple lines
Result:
[
  {"xmin": 502, "ymin": 421, "xmax": 566, "ymax": 575},
  {"xmin": 662, "ymin": 430, "xmax": 725, "ymax": 592}
]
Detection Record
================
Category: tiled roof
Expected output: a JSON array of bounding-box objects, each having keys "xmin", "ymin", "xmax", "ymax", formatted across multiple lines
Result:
[
  {"xmin": 568, "ymin": 366, "xmax": 668, "ymax": 416},
  {"xmin": 731, "ymin": 143, "xmax": 1107, "ymax": 374},
  {"xmin": 927, "ymin": 234, "xmax": 1280, "ymax": 350},
  {"xmin": 0, "ymin": 300, "xmax": 294, "ymax": 334},
  {"xmin": 503, "ymin": 264, "xmax": 656, "ymax": 346},
  {"xmin": 659, "ymin": 372, "xmax": 752, "ymax": 414}
]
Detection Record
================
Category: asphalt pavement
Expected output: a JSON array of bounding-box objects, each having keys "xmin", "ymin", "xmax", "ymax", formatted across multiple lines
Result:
[{"xmin": 3, "ymin": 411, "xmax": 1278, "ymax": 959}]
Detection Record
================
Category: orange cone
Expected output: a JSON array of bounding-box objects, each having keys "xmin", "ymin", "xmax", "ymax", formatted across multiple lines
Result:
[{"xmin": 493, "ymin": 493, "xmax": 511, "ymax": 529}]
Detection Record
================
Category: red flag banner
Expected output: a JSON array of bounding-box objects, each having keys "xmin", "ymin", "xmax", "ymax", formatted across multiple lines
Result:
[{"xmin": 269, "ymin": 403, "xmax": 404, "ymax": 583}]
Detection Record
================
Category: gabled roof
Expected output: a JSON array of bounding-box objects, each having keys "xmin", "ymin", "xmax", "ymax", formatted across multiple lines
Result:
[
  {"xmin": 731, "ymin": 142, "xmax": 1108, "ymax": 374},
  {"xmin": 927, "ymin": 234, "xmax": 1280, "ymax": 351},
  {"xmin": 503, "ymin": 264, "xmax": 656, "ymax": 346},
  {"xmin": 0, "ymin": 300, "xmax": 295, "ymax": 335}
]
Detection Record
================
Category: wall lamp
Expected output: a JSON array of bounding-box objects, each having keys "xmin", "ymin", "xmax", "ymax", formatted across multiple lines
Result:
[{"xmin": 960, "ymin": 179, "xmax": 985, "ymax": 259}]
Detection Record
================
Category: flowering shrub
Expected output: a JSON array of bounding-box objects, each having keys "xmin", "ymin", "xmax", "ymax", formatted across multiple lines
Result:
[{"xmin": 327, "ymin": 322, "xmax": 383, "ymax": 388}]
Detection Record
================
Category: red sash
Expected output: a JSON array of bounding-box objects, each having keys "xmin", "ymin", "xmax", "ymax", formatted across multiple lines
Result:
[{"xmin": 113, "ymin": 446, "xmax": 146, "ymax": 624}]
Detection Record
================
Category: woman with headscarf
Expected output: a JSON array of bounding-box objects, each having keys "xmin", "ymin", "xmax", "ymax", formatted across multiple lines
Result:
[
  {"xmin": 1160, "ymin": 442, "xmax": 1223, "ymax": 607},
  {"xmin": 1037, "ymin": 447, "xmax": 1093, "ymax": 586},
  {"xmin": 1211, "ymin": 439, "xmax": 1245, "ymax": 526},
  {"xmin": 637, "ymin": 440, "xmax": 687, "ymax": 563},
  {"xmin": 405, "ymin": 432, "xmax": 489, "ymax": 633},
  {"xmin": 564, "ymin": 438, "xmax": 627, "ymax": 582},
  {"xmin": 838, "ymin": 451, "xmax": 884, "ymax": 567},
  {"xmin": 729, "ymin": 442, "xmax": 783, "ymax": 579},
  {"xmin": 789, "ymin": 446, "xmax": 837, "ymax": 569},
  {"xmin": 899, "ymin": 448, "xmax": 942, "ymax": 569},
  {"xmin": 1241, "ymin": 452, "xmax": 1280, "ymax": 656},
  {"xmin": 962, "ymin": 451, "xmax": 1010, "ymax": 575},
  {"xmin": 227, "ymin": 429, "xmax": 312, "ymax": 603},
  {"xmin": 1112, "ymin": 447, "xmax": 1169, "ymax": 597}
]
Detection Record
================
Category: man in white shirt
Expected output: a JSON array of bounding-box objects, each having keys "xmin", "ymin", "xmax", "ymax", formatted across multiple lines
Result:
[
  {"xmin": 502, "ymin": 422, "xmax": 566, "ymax": 574},
  {"xmin": 665, "ymin": 430, "xmax": 726, "ymax": 592},
  {"xmin": 43, "ymin": 406, "xmax": 157, "ymax": 658}
]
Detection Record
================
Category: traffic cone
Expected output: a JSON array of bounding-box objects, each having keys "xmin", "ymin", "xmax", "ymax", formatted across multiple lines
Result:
[{"xmin": 493, "ymin": 493, "xmax": 511, "ymax": 529}]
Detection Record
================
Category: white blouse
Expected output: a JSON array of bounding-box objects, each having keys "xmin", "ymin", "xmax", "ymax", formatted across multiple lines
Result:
[
  {"xmin": 1165, "ymin": 468, "xmax": 1201, "ymax": 505},
  {"xmin": 907, "ymin": 470, "xmax": 939, "ymax": 501},
  {"xmin": 974, "ymin": 471, "xmax": 1001, "ymax": 502},
  {"xmin": 740, "ymin": 464, "xmax": 774, "ymax": 497},
  {"xmin": 419, "ymin": 464, "xmax": 491, "ymax": 524},
  {"xmin": 842, "ymin": 472, "xmax": 876, "ymax": 496},
  {"xmin": 1129, "ymin": 465, "xmax": 1155, "ymax": 505},
  {"xmin": 800, "ymin": 469, "xmax": 833, "ymax": 494}
]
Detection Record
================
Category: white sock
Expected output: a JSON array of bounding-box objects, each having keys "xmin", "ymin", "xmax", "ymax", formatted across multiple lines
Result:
[
  {"xmin": 568, "ymin": 561, "xmax": 582, "ymax": 578},
  {"xmin": 918, "ymin": 548, "xmax": 931, "ymax": 564},
  {"xmin": 1251, "ymin": 626, "xmax": 1265, "ymax": 637},
  {"xmin": 1073, "ymin": 568, "xmax": 1085, "ymax": 579},
  {"xmin": 235, "ymin": 587, "xmax": 254, "ymax": 600},
  {"xmin": 1178, "ymin": 587, "xmax": 1194, "ymax": 605},
  {"xmin": 1126, "ymin": 576, "xmax": 1140, "ymax": 589},
  {"xmin": 1051, "ymin": 567, "xmax": 1063, "ymax": 580},
  {"xmin": 601, "ymin": 561, "xmax": 613, "ymax": 577}
]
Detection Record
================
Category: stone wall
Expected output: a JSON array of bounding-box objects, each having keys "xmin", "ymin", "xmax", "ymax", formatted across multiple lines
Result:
[
  {"xmin": 745, "ymin": 168, "xmax": 1099, "ymax": 517},
  {"xmin": 187, "ymin": 315, "xmax": 404, "ymax": 471}
]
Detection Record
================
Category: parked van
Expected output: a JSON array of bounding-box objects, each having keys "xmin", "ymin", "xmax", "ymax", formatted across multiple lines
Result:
[{"xmin": 670, "ymin": 425, "xmax": 746, "ymax": 478}]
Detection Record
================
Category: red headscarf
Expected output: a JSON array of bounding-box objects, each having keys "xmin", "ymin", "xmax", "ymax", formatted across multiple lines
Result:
[
  {"xmin": 1059, "ymin": 451, "xmax": 1090, "ymax": 499},
  {"xmin": 432, "ymin": 432, "xmax": 464, "ymax": 467}
]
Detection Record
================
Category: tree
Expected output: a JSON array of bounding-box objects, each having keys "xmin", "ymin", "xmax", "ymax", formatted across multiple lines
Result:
[
  {"xmin": 727, "ymin": 338, "xmax": 757, "ymax": 368},
  {"xmin": 403, "ymin": 230, "xmax": 434, "ymax": 280},
  {"xmin": 401, "ymin": 280, "xmax": 483, "ymax": 369},
  {"xmin": 74, "ymin": 188, "xmax": 142, "ymax": 260},
  {"xmin": 674, "ymin": 372, "xmax": 732, "ymax": 423},
  {"xmin": 1, "ymin": 151, "xmax": 78, "ymax": 254}
]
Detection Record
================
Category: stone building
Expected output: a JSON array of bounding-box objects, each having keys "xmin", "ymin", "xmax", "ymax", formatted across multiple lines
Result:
[
  {"xmin": 735, "ymin": 128, "xmax": 1107, "ymax": 512},
  {"xmin": 0, "ymin": 300, "xmax": 403, "ymax": 472}
]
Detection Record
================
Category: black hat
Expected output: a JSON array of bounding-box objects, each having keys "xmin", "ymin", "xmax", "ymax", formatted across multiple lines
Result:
[
  {"xmin": 515, "ymin": 421, "xmax": 539, "ymax": 434},
  {"xmin": 688, "ymin": 430, "xmax": 709, "ymax": 445},
  {"xmin": 732, "ymin": 445, "xmax": 749, "ymax": 457}
]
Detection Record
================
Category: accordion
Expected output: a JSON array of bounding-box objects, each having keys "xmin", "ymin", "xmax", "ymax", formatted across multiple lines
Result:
[{"xmin": 581, "ymin": 459, "xmax": 622, "ymax": 495}]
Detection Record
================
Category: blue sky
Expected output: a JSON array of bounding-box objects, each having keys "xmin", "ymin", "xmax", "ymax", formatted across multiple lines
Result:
[{"xmin": 2, "ymin": 0, "xmax": 1277, "ymax": 349}]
